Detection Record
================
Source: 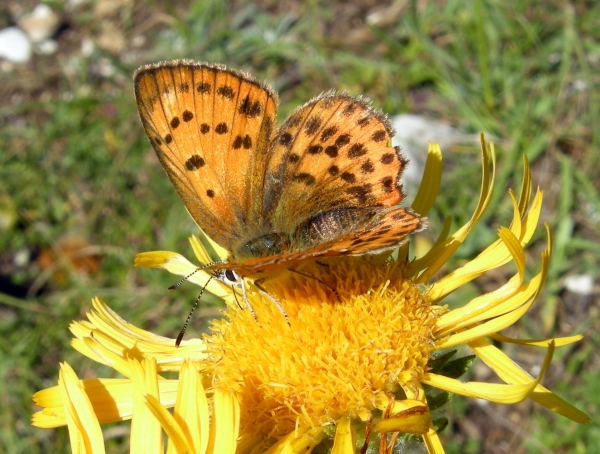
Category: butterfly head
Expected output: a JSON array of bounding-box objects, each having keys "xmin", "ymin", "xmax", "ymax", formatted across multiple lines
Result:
[{"xmin": 213, "ymin": 268, "xmax": 243, "ymax": 286}]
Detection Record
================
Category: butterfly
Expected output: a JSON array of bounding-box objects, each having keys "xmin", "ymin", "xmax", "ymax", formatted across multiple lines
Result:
[{"xmin": 134, "ymin": 60, "xmax": 424, "ymax": 302}]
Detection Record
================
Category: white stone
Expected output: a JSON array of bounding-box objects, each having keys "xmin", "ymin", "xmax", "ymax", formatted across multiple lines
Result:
[
  {"xmin": 391, "ymin": 114, "xmax": 479, "ymax": 193},
  {"xmin": 564, "ymin": 274, "xmax": 594, "ymax": 296},
  {"xmin": 0, "ymin": 27, "xmax": 32, "ymax": 63},
  {"xmin": 18, "ymin": 4, "xmax": 60, "ymax": 43},
  {"xmin": 37, "ymin": 39, "xmax": 58, "ymax": 55},
  {"xmin": 81, "ymin": 38, "xmax": 94, "ymax": 57}
]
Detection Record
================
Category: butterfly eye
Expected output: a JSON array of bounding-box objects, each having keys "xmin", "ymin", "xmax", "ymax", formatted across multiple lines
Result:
[{"xmin": 224, "ymin": 269, "xmax": 241, "ymax": 285}]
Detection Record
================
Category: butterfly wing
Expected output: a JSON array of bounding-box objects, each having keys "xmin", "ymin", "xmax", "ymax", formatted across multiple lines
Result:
[
  {"xmin": 134, "ymin": 61, "xmax": 278, "ymax": 250},
  {"xmin": 261, "ymin": 92, "xmax": 408, "ymax": 234},
  {"xmin": 208, "ymin": 206, "xmax": 423, "ymax": 275}
]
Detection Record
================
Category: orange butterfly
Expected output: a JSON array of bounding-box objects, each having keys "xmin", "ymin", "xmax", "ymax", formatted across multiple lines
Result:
[{"xmin": 134, "ymin": 60, "xmax": 423, "ymax": 313}]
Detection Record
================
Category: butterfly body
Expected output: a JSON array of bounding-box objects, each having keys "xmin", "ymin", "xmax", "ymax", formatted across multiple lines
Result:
[{"xmin": 134, "ymin": 60, "xmax": 424, "ymax": 278}]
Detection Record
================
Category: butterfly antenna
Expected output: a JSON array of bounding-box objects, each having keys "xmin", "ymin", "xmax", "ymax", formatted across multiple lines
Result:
[
  {"xmin": 175, "ymin": 274, "xmax": 214, "ymax": 347},
  {"xmin": 254, "ymin": 278, "xmax": 290, "ymax": 326},
  {"xmin": 168, "ymin": 260, "xmax": 227, "ymax": 290},
  {"xmin": 288, "ymin": 268, "xmax": 341, "ymax": 302}
]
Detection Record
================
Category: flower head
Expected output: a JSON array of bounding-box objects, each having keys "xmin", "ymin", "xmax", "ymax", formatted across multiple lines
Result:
[{"xmin": 33, "ymin": 135, "xmax": 589, "ymax": 453}]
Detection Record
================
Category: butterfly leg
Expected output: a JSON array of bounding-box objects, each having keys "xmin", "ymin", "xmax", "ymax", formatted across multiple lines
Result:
[
  {"xmin": 253, "ymin": 278, "xmax": 290, "ymax": 326},
  {"xmin": 232, "ymin": 285, "xmax": 243, "ymax": 310},
  {"xmin": 239, "ymin": 277, "xmax": 258, "ymax": 322},
  {"xmin": 288, "ymin": 268, "xmax": 341, "ymax": 302}
]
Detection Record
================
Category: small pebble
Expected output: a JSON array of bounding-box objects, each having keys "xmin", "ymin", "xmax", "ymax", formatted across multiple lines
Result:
[{"xmin": 0, "ymin": 27, "xmax": 32, "ymax": 63}]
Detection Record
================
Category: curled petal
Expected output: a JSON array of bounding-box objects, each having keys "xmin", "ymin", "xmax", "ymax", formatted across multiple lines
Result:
[
  {"xmin": 489, "ymin": 332, "xmax": 583, "ymax": 347},
  {"xmin": 372, "ymin": 405, "xmax": 430, "ymax": 435},
  {"xmin": 415, "ymin": 134, "xmax": 495, "ymax": 284},
  {"xmin": 423, "ymin": 342, "xmax": 555, "ymax": 403},
  {"xmin": 468, "ymin": 338, "xmax": 590, "ymax": 424}
]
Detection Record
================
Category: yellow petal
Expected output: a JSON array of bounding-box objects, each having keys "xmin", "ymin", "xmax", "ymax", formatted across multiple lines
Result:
[
  {"xmin": 424, "ymin": 340, "xmax": 555, "ymax": 403},
  {"xmin": 434, "ymin": 225, "xmax": 528, "ymax": 332},
  {"xmin": 435, "ymin": 272, "xmax": 542, "ymax": 349},
  {"xmin": 426, "ymin": 198, "xmax": 526, "ymax": 303},
  {"xmin": 411, "ymin": 142, "xmax": 443, "ymax": 217},
  {"xmin": 422, "ymin": 425, "xmax": 446, "ymax": 454},
  {"xmin": 331, "ymin": 417, "xmax": 355, "ymax": 454},
  {"xmin": 416, "ymin": 134, "xmax": 495, "ymax": 285},
  {"xmin": 435, "ymin": 274, "xmax": 522, "ymax": 335},
  {"xmin": 372, "ymin": 405, "xmax": 430, "ymax": 435},
  {"xmin": 146, "ymin": 394, "xmax": 195, "ymax": 454},
  {"xmin": 170, "ymin": 360, "xmax": 210, "ymax": 454},
  {"xmin": 190, "ymin": 233, "xmax": 228, "ymax": 263},
  {"xmin": 373, "ymin": 396, "xmax": 425, "ymax": 414},
  {"xmin": 408, "ymin": 216, "xmax": 452, "ymax": 276},
  {"xmin": 33, "ymin": 378, "xmax": 179, "ymax": 428},
  {"xmin": 206, "ymin": 391, "xmax": 240, "ymax": 454},
  {"xmin": 262, "ymin": 427, "xmax": 325, "ymax": 454},
  {"xmin": 489, "ymin": 332, "xmax": 583, "ymax": 347},
  {"xmin": 82, "ymin": 336, "xmax": 133, "ymax": 378},
  {"xmin": 57, "ymin": 363, "xmax": 105, "ymax": 454},
  {"xmin": 130, "ymin": 358, "xmax": 163, "ymax": 454},
  {"xmin": 468, "ymin": 338, "xmax": 590, "ymax": 423},
  {"xmin": 423, "ymin": 372, "xmax": 535, "ymax": 403},
  {"xmin": 135, "ymin": 251, "xmax": 229, "ymax": 298},
  {"xmin": 435, "ymin": 235, "xmax": 550, "ymax": 348},
  {"xmin": 70, "ymin": 298, "xmax": 208, "ymax": 371},
  {"xmin": 517, "ymin": 154, "xmax": 532, "ymax": 216}
]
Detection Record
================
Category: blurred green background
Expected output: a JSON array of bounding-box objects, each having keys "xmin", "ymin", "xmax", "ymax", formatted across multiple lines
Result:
[{"xmin": 1, "ymin": 0, "xmax": 598, "ymax": 452}]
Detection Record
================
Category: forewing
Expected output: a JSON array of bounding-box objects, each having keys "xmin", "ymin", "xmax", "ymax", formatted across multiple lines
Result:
[
  {"xmin": 134, "ymin": 61, "xmax": 278, "ymax": 250},
  {"xmin": 261, "ymin": 92, "xmax": 407, "ymax": 234}
]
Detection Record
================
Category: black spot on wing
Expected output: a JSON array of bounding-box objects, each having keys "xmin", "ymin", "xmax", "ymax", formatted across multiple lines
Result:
[
  {"xmin": 217, "ymin": 85, "xmax": 235, "ymax": 99},
  {"xmin": 239, "ymin": 95, "xmax": 263, "ymax": 117},
  {"xmin": 215, "ymin": 123, "xmax": 228, "ymax": 134},
  {"xmin": 305, "ymin": 116, "xmax": 322, "ymax": 136},
  {"xmin": 348, "ymin": 143, "xmax": 367, "ymax": 158},
  {"xmin": 372, "ymin": 130, "xmax": 387, "ymax": 142},
  {"xmin": 197, "ymin": 82, "xmax": 211, "ymax": 94},
  {"xmin": 293, "ymin": 173, "xmax": 316, "ymax": 185},
  {"xmin": 381, "ymin": 153, "xmax": 395, "ymax": 164},
  {"xmin": 320, "ymin": 126, "xmax": 338, "ymax": 142},
  {"xmin": 325, "ymin": 146, "xmax": 338, "ymax": 158},
  {"xmin": 185, "ymin": 155, "xmax": 205, "ymax": 171}
]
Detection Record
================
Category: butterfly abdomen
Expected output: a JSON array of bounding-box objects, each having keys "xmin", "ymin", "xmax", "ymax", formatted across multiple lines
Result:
[{"xmin": 294, "ymin": 207, "xmax": 379, "ymax": 249}]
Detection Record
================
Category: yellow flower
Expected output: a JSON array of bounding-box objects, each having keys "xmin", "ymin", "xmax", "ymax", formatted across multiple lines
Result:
[{"xmin": 32, "ymin": 135, "xmax": 589, "ymax": 453}]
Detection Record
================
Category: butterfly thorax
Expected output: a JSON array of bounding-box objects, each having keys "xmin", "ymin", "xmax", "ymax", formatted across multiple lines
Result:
[{"xmin": 235, "ymin": 232, "xmax": 291, "ymax": 260}]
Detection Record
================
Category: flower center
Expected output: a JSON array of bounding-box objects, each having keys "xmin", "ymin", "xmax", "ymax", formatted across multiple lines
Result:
[{"xmin": 203, "ymin": 256, "xmax": 437, "ymax": 437}]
